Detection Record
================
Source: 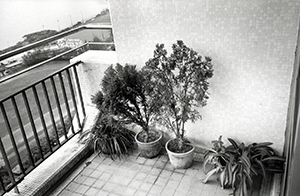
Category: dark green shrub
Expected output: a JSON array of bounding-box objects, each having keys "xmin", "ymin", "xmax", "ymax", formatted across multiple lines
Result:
[{"xmin": 91, "ymin": 64, "xmax": 162, "ymax": 142}]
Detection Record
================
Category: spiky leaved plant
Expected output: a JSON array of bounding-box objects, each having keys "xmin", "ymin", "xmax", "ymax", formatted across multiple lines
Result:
[
  {"xmin": 79, "ymin": 112, "xmax": 135, "ymax": 160},
  {"xmin": 203, "ymin": 136, "xmax": 286, "ymax": 196}
]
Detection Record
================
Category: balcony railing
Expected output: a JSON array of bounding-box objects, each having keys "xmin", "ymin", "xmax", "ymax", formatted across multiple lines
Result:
[{"xmin": 0, "ymin": 25, "xmax": 113, "ymax": 195}]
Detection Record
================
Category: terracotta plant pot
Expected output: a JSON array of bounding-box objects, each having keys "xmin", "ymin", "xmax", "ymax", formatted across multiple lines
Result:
[
  {"xmin": 166, "ymin": 139, "xmax": 195, "ymax": 169},
  {"xmin": 135, "ymin": 130, "xmax": 162, "ymax": 158}
]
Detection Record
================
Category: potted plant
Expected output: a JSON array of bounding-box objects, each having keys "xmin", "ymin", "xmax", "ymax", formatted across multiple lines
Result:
[
  {"xmin": 144, "ymin": 40, "xmax": 214, "ymax": 168},
  {"xmin": 79, "ymin": 112, "xmax": 135, "ymax": 160},
  {"xmin": 91, "ymin": 64, "xmax": 163, "ymax": 158},
  {"xmin": 203, "ymin": 136, "xmax": 285, "ymax": 196}
]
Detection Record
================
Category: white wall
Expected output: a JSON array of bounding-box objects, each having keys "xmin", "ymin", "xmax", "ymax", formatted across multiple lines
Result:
[{"xmin": 109, "ymin": 0, "xmax": 300, "ymax": 153}]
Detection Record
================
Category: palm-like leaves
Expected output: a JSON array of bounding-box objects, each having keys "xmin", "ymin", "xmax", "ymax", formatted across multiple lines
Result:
[
  {"xmin": 203, "ymin": 136, "xmax": 286, "ymax": 196},
  {"xmin": 79, "ymin": 114, "xmax": 135, "ymax": 160}
]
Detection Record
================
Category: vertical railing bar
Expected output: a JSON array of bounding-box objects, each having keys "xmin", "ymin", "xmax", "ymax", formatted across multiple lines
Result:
[
  {"xmin": 58, "ymin": 72, "xmax": 75, "ymax": 135},
  {"xmin": 0, "ymin": 174, "xmax": 6, "ymax": 193},
  {"xmin": 50, "ymin": 77, "xmax": 68, "ymax": 140},
  {"xmin": 11, "ymin": 96, "xmax": 34, "ymax": 170},
  {"xmin": 22, "ymin": 91, "xmax": 43, "ymax": 161},
  {"xmin": 66, "ymin": 68, "xmax": 81, "ymax": 131},
  {"xmin": 0, "ymin": 102, "xmax": 24, "ymax": 174},
  {"xmin": 41, "ymin": 80, "xmax": 60, "ymax": 147},
  {"xmin": 72, "ymin": 65, "xmax": 85, "ymax": 118},
  {"xmin": 32, "ymin": 86, "xmax": 52, "ymax": 153},
  {"xmin": 0, "ymin": 103, "xmax": 18, "ymax": 189},
  {"xmin": 0, "ymin": 138, "xmax": 16, "ymax": 193}
]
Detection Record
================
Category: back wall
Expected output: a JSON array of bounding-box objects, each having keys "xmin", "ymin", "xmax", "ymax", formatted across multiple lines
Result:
[{"xmin": 109, "ymin": 0, "xmax": 300, "ymax": 153}]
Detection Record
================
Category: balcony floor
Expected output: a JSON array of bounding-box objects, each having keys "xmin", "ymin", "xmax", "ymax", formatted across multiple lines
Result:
[{"xmin": 49, "ymin": 148, "xmax": 233, "ymax": 196}]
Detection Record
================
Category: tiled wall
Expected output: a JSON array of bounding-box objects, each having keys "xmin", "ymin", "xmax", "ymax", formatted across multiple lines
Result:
[{"xmin": 109, "ymin": 0, "xmax": 300, "ymax": 153}]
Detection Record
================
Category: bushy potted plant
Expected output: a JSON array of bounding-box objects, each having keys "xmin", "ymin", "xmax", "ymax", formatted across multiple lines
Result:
[
  {"xmin": 144, "ymin": 40, "xmax": 214, "ymax": 168},
  {"xmin": 91, "ymin": 64, "xmax": 163, "ymax": 158},
  {"xmin": 203, "ymin": 136, "xmax": 285, "ymax": 196},
  {"xmin": 79, "ymin": 112, "xmax": 135, "ymax": 160}
]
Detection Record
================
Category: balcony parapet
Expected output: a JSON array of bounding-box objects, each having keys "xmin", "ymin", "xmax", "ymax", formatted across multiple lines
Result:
[
  {"xmin": 0, "ymin": 25, "xmax": 113, "ymax": 61},
  {"xmin": 3, "ymin": 106, "xmax": 99, "ymax": 196}
]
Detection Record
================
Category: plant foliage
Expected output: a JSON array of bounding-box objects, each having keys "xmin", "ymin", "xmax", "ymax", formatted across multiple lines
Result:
[
  {"xmin": 91, "ymin": 64, "xmax": 162, "ymax": 142},
  {"xmin": 79, "ymin": 114, "xmax": 135, "ymax": 160},
  {"xmin": 144, "ymin": 40, "xmax": 213, "ymax": 150},
  {"xmin": 203, "ymin": 136, "xmax": 286, "ymax": 196}
]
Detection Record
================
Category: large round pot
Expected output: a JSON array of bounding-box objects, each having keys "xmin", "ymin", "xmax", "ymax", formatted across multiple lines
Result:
[
  {"xmin": 135, "ymin": 130, "xmax": 162, "ymax": 158},
  {"xmin": 166, "ymin": 139, "xmax": 195, "ymax": 169}
]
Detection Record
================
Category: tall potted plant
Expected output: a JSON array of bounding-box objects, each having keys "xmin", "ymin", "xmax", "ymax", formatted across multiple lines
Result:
[
  {"xmin": 144, "ymin": 40, "xmax": 214, "ymax": 168},
  {"xmin": 92, "ymin": 64, "xmax": 163, "ymax": 158}
]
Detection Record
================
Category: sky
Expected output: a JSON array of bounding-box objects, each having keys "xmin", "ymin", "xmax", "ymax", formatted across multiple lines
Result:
[{"xmin": 0, "ymin": 0, "xmax": 109, "ymax": 50}]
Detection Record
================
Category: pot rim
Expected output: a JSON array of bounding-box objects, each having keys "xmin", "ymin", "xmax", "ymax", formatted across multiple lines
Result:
[
  {"xmin": 135, "ymin": 129, "xmax": 162, "ymax": 144},
  {"xmin": 165, "ymin": 139, "xmax": 195, "ymax": 155}
]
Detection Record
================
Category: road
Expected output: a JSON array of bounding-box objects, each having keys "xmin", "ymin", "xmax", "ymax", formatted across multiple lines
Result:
[{"xmin": 0, "ymin": 60, "xmax": 72, "ymax": 138}]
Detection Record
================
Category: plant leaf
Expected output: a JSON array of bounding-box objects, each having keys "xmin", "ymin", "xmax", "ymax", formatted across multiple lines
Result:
[
  {"xmin": 203, "ymin": 167, "xmax": 219, "ymax": 183},
  {"xmin": 228, "ymin": 138, "xmax": 239, "ymax": 149},
  {"xmin": 254, "ymin": 158, "xmax": 266, "ymax": 178},
  {"xmin": 261, "ymin": 156, "xmax": 285, "ymax": 162},
  {"xmin": 253, "ymin": 142, "xmax": 273, "ymax": 148},
  {"xmin": 219, "ymin": 169, "xmax": 226, "ymax": 188},
  {"xmin": 203, "ymin": 153, "xmax": 214, "ymax": 174},
  {"xmin": 242, "ymin": 176, "xmax": 248, "ymax": 196}
]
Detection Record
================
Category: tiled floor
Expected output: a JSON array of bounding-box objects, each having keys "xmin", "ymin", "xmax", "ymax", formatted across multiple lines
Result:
[{"xmin": 49, "ymin": 149, "xmax": 233, "ymax": 196}]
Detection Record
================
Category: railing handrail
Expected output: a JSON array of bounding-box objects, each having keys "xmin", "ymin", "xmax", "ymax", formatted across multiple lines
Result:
[
  {"xmin": 0, "ymin": 24, "xmax": 113, "ymax": 61},
  {"xmin": 0, "ymin": 43, "xmax": 89, "ymax": 84},
  {"xmin": 0, "ymin": 61, "xmax": 82, "ymax": 103}
]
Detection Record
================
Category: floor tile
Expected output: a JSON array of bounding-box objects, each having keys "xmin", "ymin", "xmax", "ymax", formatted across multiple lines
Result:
[
  {"xmin": 150, "ymin": 167, "xmax": 162, "ymax": 176},
  {"xmin": 89, "ymin": 170, "xmax": 103, "ymax": 179},
  {"xmin": 65, "ymin": 181, "xmax": 80, "ymax": 192},
  {"xmin": 133, "ymin": 189, "xmax": 148, "ymax": 196},
  {"xmin": 159, "ymin": 170, "xmax": 173, "ymax": 178},
  {"xmin": 102, "ymin": 182, "xmax": 117, "ymax": 192},
  {"xmin": 91, "ymin": 179, "xmax": 106, "ymax": 189},
  {"xmin": 148, "ymin": 184, "xmax": 164, "ymax": 195},
  {"xmin": 128, "ymin": 179, "xmax": 143, "ymax": 189},
  {"xmin": 99, "ymin": 172, "xmax": 113, "ymax": 181},
  {"xmin": 139, "ymin": 182, "xmax": 153, "ymax": 192},
  {"xmin": 85, "ymin": 187, "xmax": 100, "ymax": 196},
  {"xmin": 82, "ymin": 176, "xmax": 97, "ymax": 186},
  {"xmin": 74, "ymin": 184, "xmax": 89, "ymax": 194},
  {"xmin": 50, "ymin": 151, "xmax": 243, "ymax": 196},
  {"xmin": 144, "ymin": 174, "xmax": 157, "ymax": 184},
  {"xmin": 111, "ymin": 185, "xmax": 126, "ymax": 195},
  {"xmin": 154, "ymin": 176, "xmax": 169, "ymax": 186},
  {"xmin": 123, "ymin": 187, "xmax": 137, "ymax": 196},
  {"xmin": 81, "ymin": 168, "xmax": 94, "ymax": 176}
]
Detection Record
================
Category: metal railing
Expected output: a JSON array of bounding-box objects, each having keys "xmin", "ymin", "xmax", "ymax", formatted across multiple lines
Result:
[
  {"xmin": 0, "ymin": 61, "xmax": 85, "ymax": 194},
  {"xmin": 0, "ymin": 24, "xmax": 113, "ymax": 61},
  {"xmin": 0, "ymin": 25, "xmax": 114, "ymax": 195}
]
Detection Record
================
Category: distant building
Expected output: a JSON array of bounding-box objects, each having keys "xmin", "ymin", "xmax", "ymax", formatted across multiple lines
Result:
[{"xmin": 56, "ymin": 38, "xmax": 84, "ymax": 48}]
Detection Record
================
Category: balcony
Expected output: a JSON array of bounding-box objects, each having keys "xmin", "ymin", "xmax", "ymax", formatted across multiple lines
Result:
[{"xmin": 0, "ymin": 11, "xmax": 284, "ymax": 196}]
